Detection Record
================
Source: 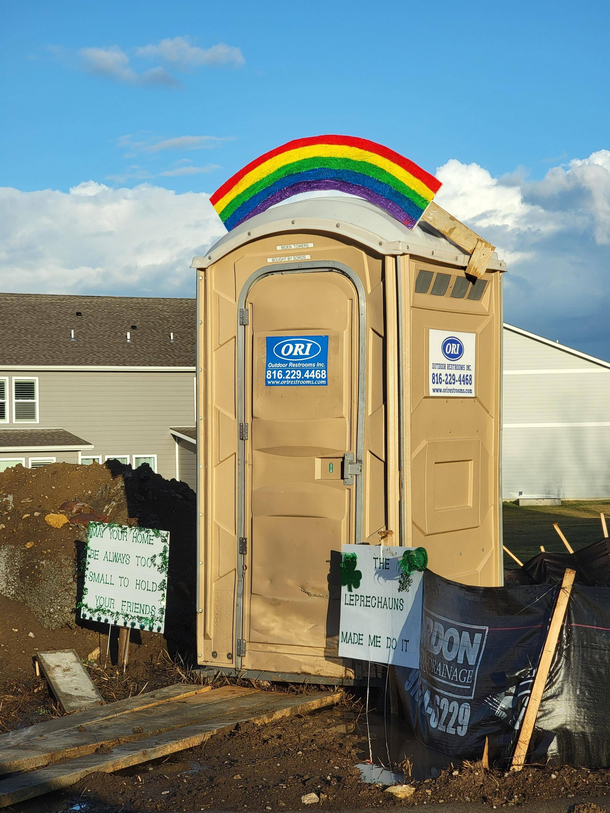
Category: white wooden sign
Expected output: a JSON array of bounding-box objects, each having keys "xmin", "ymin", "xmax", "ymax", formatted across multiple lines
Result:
[
  {"xmin": 80, "ymin": 523, "xmax": 169, "ymax": 633},
  {"xmin": 429, "ymin": 329, "xmax": 476, "ymax": 397},
  {"xmin": 338, "ymin": 545, "xmax": 424, "ymax": 668}
]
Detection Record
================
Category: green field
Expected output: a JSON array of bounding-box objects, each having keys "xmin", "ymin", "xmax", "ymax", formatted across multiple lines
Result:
[{"xmin": 503, "ymin": 500, "xmax": 610, "ymax": 568}]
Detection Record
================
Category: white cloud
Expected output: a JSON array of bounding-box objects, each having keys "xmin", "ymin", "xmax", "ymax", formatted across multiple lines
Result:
[
  {"xmin": 4, "ymin": 148, "xmax": 610, "ymax": 359},
  {"xmin": 78, "ymin": 46, "xmax": 180, "ymax": 87},
  {"xmin": 434, "ymin": 151, "xmax": 610, "ymax": 359},
  {"xmin": 159, "ymin": 164, "xmax": 221, "ymax": 177},
  {"xmin": 105, "ymin": 165, "xmax": 153, "ymax": 183},
  {"xmin": 136, "ymin": 37, "xmax": 245, "ymax": 68},
  {"xmin": 117, "ymin": 134, "xmax": 235, "ymax": 156},
  {"xmin": 0, "ymin": 182, "xmax": 225, "ymax": 297}
]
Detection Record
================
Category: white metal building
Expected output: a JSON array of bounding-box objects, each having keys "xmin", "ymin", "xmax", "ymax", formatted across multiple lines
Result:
[{"xmin": 503, "ymin": 323, "xmax": 610, "ymax": 499}]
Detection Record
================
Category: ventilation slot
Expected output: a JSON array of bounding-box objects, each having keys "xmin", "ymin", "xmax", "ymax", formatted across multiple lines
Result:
[
  {"xmin": 415, "ymin": 269, "xmax": 434, "ymax": 293},
  {"xmin": 450, "ymin": 277, "xmax": 470, "ymax": 298},
  {"xmin": 430, "ymin": 273, "xmax": 451, "ymax": 296},
  {"xmin": 467, "ymin": 279, "xmax": 488, "ymax": 301}
]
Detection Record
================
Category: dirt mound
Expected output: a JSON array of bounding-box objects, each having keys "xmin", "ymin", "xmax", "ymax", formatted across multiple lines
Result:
[{"xmin": 0, "ymin": 461, "xmax": 197, "ymax": 683}]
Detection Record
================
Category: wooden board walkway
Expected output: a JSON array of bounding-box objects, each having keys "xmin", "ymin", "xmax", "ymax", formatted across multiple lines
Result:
[{"xmin": 0, "ymin": 684, "xmax": 341, "ymax": 808}]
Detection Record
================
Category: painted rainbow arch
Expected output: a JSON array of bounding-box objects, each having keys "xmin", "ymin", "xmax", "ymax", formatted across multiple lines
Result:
[{"xmin": 210, "ymin": 135, "xmax": 441, "ymax": 232}]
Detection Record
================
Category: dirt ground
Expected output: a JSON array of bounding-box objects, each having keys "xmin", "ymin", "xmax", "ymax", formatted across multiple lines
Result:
[
  {"xmin": 61, "ymin": 703, "xmax": 610, "ymax": 811},
  {"xmin": 2, "ymin": 470, "xmax": 610, "ymax": 811}
]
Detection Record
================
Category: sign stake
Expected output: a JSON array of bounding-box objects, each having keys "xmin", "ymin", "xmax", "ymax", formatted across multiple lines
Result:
[
  {"xmin": 553, "ymin": 523, "xmax": 574, "ymax": 554},
  {"xmin": 118, "ymin": 628, "xmax": 129, "ymax": 672},
  {"xmin": 510, "ymin": 568, "xmax": 576, "ymax": 771},
  {"xmin": 104, "ymin": 622, "xmax": 112, "ymax": 669}
]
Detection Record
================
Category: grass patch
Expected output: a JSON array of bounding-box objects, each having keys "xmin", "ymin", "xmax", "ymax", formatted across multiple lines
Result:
[{"xmin": 503, "ymin": 499, "xmax": 610, "ymax": 568}]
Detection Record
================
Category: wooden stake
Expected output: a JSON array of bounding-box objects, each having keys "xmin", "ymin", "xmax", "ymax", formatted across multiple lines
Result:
[
  {"xmin": 104, "ymin": 623, "xmax": 112, "ymax": 669},
  {"xmin": 539, "ymin": 546, "xmax": 545, "ymax": 553},
  {"xmin": 123, "ymin": 633, "xmax": 130, "ymax": 675},
  {"xmin": 553, "ymin": 523, "xmax": 574, "ymax": 554},
  {"xmin": 482, "ymin": 736, "xmax": 489, "ymax": 770},
  {"xmin": 511, "ymin": 568, "xmax": 576, "ymax": 771},
  {"xmin": 118, "ymin": 628, "xmax": 129, "ymax": 672},
  {"xmin": 601, "ymin": 513, "xmax": 608, "ymax": 538},
  {"xmin": 503, "ymin": 545, "xmax": 523, "ymax": 567}
]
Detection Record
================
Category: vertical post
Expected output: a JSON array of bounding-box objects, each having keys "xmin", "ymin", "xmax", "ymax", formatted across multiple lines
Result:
[
  {"xmin": 601, "ymin": 513, "xmax": 608, "ymax": 538},
  {"xmin": 397, "ymin": 255, "xmax": 412, "ymax": 546},
  {"xmin": 511, "ymin": 568, "xmax": 576, "ymax": 771},
  {"xmin": 384, "ymin": 257, "xmax": 400, "ymax": 538}
]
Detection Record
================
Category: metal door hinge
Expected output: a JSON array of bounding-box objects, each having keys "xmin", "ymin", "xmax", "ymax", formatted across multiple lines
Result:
[
  {"xmin": 239, "ymin": 308, "xmax": 250, "ymax": 325},
  {"xmin": 239, "ymin": 537, "xmax": 247, "ymax": 555},
  {"xmin": 343, "ymin": 452, "xmax": 363, "ymax": 485},
  {"xmin": 236, "ymin": 639, "xmax": 247, "ymax": 657},
  {"xmin": 239, "ymin": 423, "xmax": 249, "ymax": 440}
]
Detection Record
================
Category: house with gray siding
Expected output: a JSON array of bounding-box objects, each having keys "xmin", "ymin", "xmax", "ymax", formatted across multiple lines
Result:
[
  {"xmin": 0, "ymin": 294, "xmax": 197, "ymax": 489},
  {"xmin": 503, "ymin": 323, "xmax": 610, "ymax": 499}
]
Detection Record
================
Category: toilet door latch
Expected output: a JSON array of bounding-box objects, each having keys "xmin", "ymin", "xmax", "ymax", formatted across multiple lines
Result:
[{"xmin": 343, "ymin": 452, "xmax": 362, "ymax": 485}]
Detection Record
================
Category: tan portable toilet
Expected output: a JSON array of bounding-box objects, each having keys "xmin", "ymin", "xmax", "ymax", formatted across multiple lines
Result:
[{"xmin": 192, "ymin": 195, "xmax": 506, "ymax": 681}]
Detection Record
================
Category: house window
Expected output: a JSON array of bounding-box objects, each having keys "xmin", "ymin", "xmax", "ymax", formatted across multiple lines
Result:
[
  {"xmin": 80, "ymin": 455, "xmax": 102, "ymax": 465},
  {"xmin": 29, "ymin": 457, "xmax": 56, "ymax": 468},
  {"xmin": 105, "ymin": 455, "xmax": 129, "ymax": 465},
  {"xmin": 0, "ymin": 458, "xmax": 25, "ymax": 472},
  {"xmin": 0, "ymin": 379, "xmax": 7, "ymax": 422},
  {"xmin": 13, "ymin": 378, "xmax": 38, "ymax": 423},
  {"xmin": 133, "ymin": 455, "xmax": 157, "ymax": 472}
]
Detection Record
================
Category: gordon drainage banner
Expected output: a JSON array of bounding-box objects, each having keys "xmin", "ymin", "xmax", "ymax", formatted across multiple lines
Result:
[
  {"xmin": 396, "ymin": 571, "xmax": 557, "ymax": 765},
  {"xmin": 397, "ymin": 570, "xmax": 610, "ymax": 768}
]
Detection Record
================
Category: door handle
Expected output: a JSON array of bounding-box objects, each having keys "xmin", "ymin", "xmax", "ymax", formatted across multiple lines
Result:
[{"xmin": 343, "ymin": 452, "xmax": 362, "ymax": 485}]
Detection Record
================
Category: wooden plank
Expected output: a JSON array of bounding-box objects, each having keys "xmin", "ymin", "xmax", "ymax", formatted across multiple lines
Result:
[
  {"xmin": 0, "ymin": 691, "xmax": 341, "ymax": 808},
  {"xmin": 0, "ymin": 686, "xmax": 257, "ymax": 775},
  {"xmin": 601, "ymin": 513, "xmax": 608, "ymax": 538},
  {"xmin": 0, "ymin": 686, "xmax": 249, "ymax": 773},
  {"xmin": 465, "ymin": 239, "xmax": 495, "ymax": 280},
  {"xmin": 503, "ymin": 545, "xmax": 523, "ymax": 567},
  {"xmin": 511, "ymin": 569, "xmax": 576, "ymax": 771},
  {"xmin": 553, "ymin": 523, "xmax": 574, "ymax": 554},
  {"xmin": 420, "ymin": 203, "xmax": 495, "ymax": 279},
  {"xmin": 420, "ymin": 202, "xmax": 478, "ymax": 253},
  {"xmin": 0, "ymin": 682, "xmax": 213, "ymax": 749},
  {"xmin": 36, "ymin": 651, "xmax": 104, "ymax": 714}
]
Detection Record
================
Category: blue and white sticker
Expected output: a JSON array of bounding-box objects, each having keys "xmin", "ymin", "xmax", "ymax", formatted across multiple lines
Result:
[
  {"xmin": 265, "ymin": 335, "xmax": 329, "ymax": 386},
  {"xmin": 429, "ymin": 329, "xmax": 476, "ymax": 397}
]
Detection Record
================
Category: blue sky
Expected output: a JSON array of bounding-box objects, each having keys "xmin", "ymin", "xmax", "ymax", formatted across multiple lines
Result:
[{"xmin": 2, "ymin": 0, "xmax": 610, "ymax": 356}]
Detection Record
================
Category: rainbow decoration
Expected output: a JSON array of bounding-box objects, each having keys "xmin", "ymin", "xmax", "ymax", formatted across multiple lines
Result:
[{"xmin": 210, "ymin": 135, "xmax": 442, "ymax": 232}]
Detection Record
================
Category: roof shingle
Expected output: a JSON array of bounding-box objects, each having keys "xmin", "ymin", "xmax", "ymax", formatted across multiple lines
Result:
[
  {"xmin": 0, "ymin": 293, "xmax": 196, "ymax": 367},
  {"xmin": 0, "ymin": 428, "xmax": 92, "ymax": 449}
]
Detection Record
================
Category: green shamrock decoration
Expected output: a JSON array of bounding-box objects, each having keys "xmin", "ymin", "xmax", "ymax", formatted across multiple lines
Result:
[
  {"xmin": 397, "ymin": 547, "xmax": 428, "ymax": 593},
  {"xmin": 340, "ymin": 553, "xmax": 362, "ymax": 593}
]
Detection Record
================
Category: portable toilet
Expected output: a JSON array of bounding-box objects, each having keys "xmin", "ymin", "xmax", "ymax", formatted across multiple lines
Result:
[{"xmin": 191, "ymin": 136, "xmax": 506, "ymax": 681}]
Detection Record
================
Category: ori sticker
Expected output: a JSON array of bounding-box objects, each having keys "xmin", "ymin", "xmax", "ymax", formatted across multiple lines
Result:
[
  {"xmin": 429, "ymin": 329, "xmax": 476, "ymax": 397},
  {"xmin": 265, "ymin": 335, "xmax": 328, "ymax": 386}
]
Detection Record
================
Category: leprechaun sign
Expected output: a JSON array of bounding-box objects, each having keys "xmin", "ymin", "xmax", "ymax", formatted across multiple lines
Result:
[{"xmin": 338, "ymin": 544, "xmax": 427, "ymax": 668}]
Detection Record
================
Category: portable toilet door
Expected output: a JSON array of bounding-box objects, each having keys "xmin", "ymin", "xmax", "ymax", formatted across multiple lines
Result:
[{"xmin": 192, "ymin": 195, "xmax": 505, "ymax": 682}]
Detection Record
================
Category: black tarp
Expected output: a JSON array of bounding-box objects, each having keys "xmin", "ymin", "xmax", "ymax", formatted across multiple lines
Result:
[
  {"xmin": 508, "ymin": 537, "xmax": 610, "ymax": 587},
  {"xmin": 396, "ymin": 565, "xmax": 610, "ymax": 768}
]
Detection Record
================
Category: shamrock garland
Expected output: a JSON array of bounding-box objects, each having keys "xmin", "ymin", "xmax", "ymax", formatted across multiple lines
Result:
[
  {"xmin": 397, "ymin": 547, "xmax": 428, "ymax": 593},
  {"xmin": 340, "ymin": 553, "xmax": 362, "ymax": 593}
]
